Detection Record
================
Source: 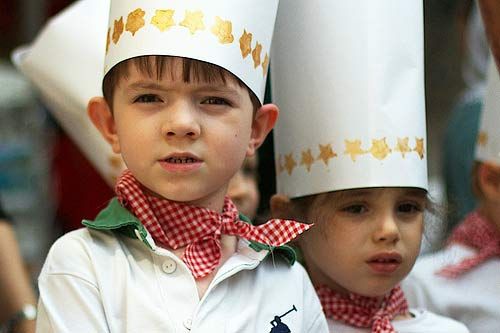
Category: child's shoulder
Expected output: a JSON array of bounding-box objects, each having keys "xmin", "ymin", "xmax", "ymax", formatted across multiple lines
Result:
[
  {"xmin": 41, "ymin": 227, "xmax": 127, "ymax": 278},
  {"xmin": 409, "ymin": 245, "xmax": 476, "ymax": 279},
  {"xmin": 394, "ymin": 309, "xmax": 470, "ymax": 333}
]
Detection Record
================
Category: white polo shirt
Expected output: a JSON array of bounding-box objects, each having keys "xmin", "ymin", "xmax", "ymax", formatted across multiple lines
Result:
[
  {"xmin": 36, "ymin": 199, "xmax": 328, "ymax": 332},
  {"xmin": 403, "ymin": 244, "xmax": 500, "ymax": 332}
]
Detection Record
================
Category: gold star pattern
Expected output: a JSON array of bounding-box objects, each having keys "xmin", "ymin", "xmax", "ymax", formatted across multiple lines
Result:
[
  {"xmin": 276, "ymin": 155, "xmax": 284, "ymax": 174},
  {"xmin": 106, "ymin": 28, "xmax": 111, "ymax": 53},
  {"xmin": 239, "ymin": 29, "xmax": 253, "ymax": 58},
  {"xmin": 301, "ymin": 149, "xmax": 315, "ymax": 172},
  {"xmin": 318, "ymin": 143, "xmax": 337, "ymax": 166},
  {"xmin": 126, "ymin": 8, "xmax": 146, "ymax": 36},
  {"xmin": 284, "ymin": 153, "xmax": 297, "ymax": 175},
  {"xmin": 394, "ymin": 137, "xmax": 411, "ymax": 158},
  {"xmin": 277, "ymin": 154, "xmax": 285, "ymax": 173},
  {"xmin": 180, "ymin": 10, "xmax": 205, "ymax": 34},
  {"xmin": 344, "ymin": 139, "xmax": 366, "ymax": 161},
  {"xmin": 252, "ymin": 42, "xmax": 262, "ymax": 68},
  {"xmin": 151, "ymin": 9, "xmax": 175, "ymax": 32},
  {"xmin": 262, "ymin": 53, "xmax": 269, "ymax": 76},
  {"xmin": 413, "ymin": 138, "xmax": 425, "ymax": 159},
  {"xmin": 370, "ymin": 138, "xmax": 392, "ymax": 160},
  {"xmin": 211, "ymin": 16, "xmax": 234, "ymax": 44},
  {"xmin": 112, "ymin": 17, "xmax": 124, "ymax": 44},
  {"xmin": 477, "ymin": 131, "xmax": 488, "ymax": 147}
]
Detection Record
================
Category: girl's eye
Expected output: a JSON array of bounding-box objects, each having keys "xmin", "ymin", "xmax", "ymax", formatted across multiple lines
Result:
[
  {"xmin": 397, "ymin": 203, "xmax": 423, "ymax": 214},
  {"xmin": 341, "ymin": 204, "xmax": 367, "ymax": 214},
  {"xmin": 134, "ymin": 94, "xmax": 162, "ymax": 103},
  {"xmin": 202, "ymin": 97, "xmax": 231, "ymax": 106}
]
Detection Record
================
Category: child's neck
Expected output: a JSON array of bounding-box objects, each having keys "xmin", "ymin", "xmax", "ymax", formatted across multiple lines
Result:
[
  {"xmin": 478, "ymin": 202, "xmax": 500, "ymax": 233},
  {"xmin": 143, "ymin": 185, "xmax": 228, "ymax": 213}
]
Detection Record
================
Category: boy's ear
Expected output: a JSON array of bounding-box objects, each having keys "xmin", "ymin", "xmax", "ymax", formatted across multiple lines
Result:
[
  {"xmin": 270, "ymin": 194, "xmax": 293, "ymax": 219},
  {"xmin": 478, "ymin": 163, "xmax": 500, "ymax": 202},
  {"xmin": 246, "ymin": 103, "xmax": 279, "ymax": 156},
  {"xmin": 87, "ymin": 97, "xmax": 121, "ymax": 154}
]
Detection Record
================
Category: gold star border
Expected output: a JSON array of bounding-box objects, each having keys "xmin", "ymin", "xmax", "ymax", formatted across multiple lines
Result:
[
  {"xmin": 277, "ymin": 137, "xmax": 426, "ymax": 175},
  {"xmin": 106, "ymin": 8, "xmax": 270, "ymax": 77}
]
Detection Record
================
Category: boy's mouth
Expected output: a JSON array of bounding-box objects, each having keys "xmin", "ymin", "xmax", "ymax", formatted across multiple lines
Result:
[
  {"xmin": 159, "ymin": 154, "xmax": 203, "ymax": 172},
  {"xmin": 164, "ymin": 157, "xmax": 199, "ymax": 164}
]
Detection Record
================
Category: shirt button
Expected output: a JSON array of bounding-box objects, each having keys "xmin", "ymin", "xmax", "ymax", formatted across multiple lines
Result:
[
  {"xmin": 161, "ymin": 258, "xmax": 177, "ymax": 274},
  {"xmin": 183, "ymin": 318, "xmax": 192, "ymax": 330}
]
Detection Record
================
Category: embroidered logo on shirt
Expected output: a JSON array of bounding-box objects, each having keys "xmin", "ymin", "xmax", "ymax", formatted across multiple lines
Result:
[{"xmin": 269, "ymin": 305, "xmax": 297, "ymax": 333}]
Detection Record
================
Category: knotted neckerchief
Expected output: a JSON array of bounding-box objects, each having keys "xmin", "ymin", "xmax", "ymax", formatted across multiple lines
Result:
[
  {"xmin": 316, "ymin": 285, "xmax": 409, "ymax": 333},
  {"xmin": 436, "ymin": 210, "xmax": 500, "ymax": 278},
  {"xmin": 115, "ymin": 170, "xmax": 311, "ymax": 279}
]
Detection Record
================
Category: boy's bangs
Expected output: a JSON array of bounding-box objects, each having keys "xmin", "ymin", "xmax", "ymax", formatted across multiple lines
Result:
[
  {"xmin": 103, "ymin": 56, "xmax": 261, "ymax": 109},
  {"xmin": 131, "ymin": 56, "xmax": 231, "ymax": 85}
]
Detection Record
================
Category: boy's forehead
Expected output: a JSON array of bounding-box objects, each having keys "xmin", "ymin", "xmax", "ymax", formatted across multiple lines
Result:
[{"xmin": 120, "ymin": 57, "xmax": 241, "ymax": 88}]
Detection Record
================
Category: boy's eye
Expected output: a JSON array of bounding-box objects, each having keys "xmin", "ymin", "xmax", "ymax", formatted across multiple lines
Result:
[
  {"xmin": 397, "ymin": 203, "xmax": 423, "ymax": 214},
  {"xmin": 341, "ymin": 204, "xmax": 367, "ymax": 214},
  {"xmin": 134, "ymin": 94, "xmax": 162, "ymax": 103},
  {"xmin": 202, "ymin": 97, "xmax": 231, "ymax": 106}
]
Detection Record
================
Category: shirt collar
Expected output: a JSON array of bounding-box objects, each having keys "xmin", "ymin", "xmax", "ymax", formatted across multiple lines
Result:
[{"xmin": 82, "ymin": 197, "xmax": 297, "ymax": 265}]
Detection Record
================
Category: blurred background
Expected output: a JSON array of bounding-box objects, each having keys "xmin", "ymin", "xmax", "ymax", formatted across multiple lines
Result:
[{"xmin": 0, "ymin": 0, "xmax": 484, "ymax": 282}]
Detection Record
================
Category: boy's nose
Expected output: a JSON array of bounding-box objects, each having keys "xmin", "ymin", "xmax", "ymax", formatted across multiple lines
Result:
[
  {"xmin": 162, "ymin": 104, "xmax": 201, "ymax": 139},
  {"xmin": 372, "ymin": 215, "xmax": 400, "ymax": 244}
]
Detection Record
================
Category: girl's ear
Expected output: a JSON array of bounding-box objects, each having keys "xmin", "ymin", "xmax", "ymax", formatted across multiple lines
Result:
[
  {"xmin": 246, "ymin": 103, "xmax": 279, "ymax": 157},
  {"xmin": 478, "ymin": 163, "xmax": 500, "ymax": 202},
  {"xmin": 270, "ymin": 194, "xmax": 294, "ymax": 219},
  {"xmin": 87, "ymin": 97, "xmax": 121, "ymax": 154}
]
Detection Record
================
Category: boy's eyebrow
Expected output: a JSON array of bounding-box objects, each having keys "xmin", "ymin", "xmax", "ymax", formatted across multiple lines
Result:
[
  {"xmin": 126, "ymin": 81, "xmax": 167, "ymax": 91},
  {"xmin": 192, "ymin": 84, "xmax": 242, "ymax": 97},
  {"xmin": 125, "ymin": 81, "xmax": 242, "ymax": 98}
]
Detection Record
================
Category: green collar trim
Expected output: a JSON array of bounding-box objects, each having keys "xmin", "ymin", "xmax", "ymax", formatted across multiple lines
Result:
[{"xmin": 82, "ymin": 197, "xmax": 296, "ymax": 265}]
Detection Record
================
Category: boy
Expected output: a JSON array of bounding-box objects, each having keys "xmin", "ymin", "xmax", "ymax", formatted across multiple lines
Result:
[
  {"xmin": 402, "ymin": 60, "xmax": 500, "ymax": 332},
  {"xmin": 34, "ymin": 0, "xmax": 327, "ymax": 332}
]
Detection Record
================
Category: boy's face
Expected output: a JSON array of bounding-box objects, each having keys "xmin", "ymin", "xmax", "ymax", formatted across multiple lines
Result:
[
  {"xmin": 299, "ymin": 188, "xmax": 425, "ymax": 298},
  {"xmin": 89, "ymin": 58, "xmax": 276, "ymax": 211}
]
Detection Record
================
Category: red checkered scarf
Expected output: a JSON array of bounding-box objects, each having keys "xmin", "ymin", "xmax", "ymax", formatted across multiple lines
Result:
[
  {"xmin": 436, "ymin": 210, "xmax": 500, "ymax": 278},
  {"xmin": 316, "ymin": 285, "xmax": 409, "ymax": 333},
  {"xmin": 115, "ymin": 170, "xmax": 311, "ymax": 279}
]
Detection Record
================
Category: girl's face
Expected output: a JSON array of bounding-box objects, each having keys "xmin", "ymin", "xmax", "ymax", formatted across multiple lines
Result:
[{"xmin": 300, "ymin": 188, "xmax": 426, "ymax": 298}]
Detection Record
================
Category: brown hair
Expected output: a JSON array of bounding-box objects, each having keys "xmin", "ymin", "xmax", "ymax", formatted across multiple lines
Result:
[
  {"xmin": 287, "ymin": 187, "xmax": 432, "ymax": 224},
  {"xmin": 102, "ymin": 55, "xmax": 261, "ymax": 111}
]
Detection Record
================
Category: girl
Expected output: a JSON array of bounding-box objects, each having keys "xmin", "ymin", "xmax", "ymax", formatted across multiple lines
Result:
[
  {"xmin": 270, "ymin": 1, "xmax": 469, "ymax": 331},
  {"xmin": 403, "ymin": 60, "xmax": 500, "ymax": 332}
]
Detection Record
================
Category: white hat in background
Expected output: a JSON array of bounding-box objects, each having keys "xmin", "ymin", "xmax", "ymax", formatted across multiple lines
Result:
[
  {"xmin": 11, "ymin": 0, "xmax": 122, "ymax": 186},
  {"xmin": 105, "ymin": 0, "xmax": 279, "ymax": 103},
  {"xmin": 12, "ymin": 0, "xmax": 279, "ymax": 186},
  {"xmin": 476, "ymin": 59, "xmax": 500, "ymax": 165},
  {"xmin": 272, "ymin": 0, "xmax": 427, "ymax": 198}
]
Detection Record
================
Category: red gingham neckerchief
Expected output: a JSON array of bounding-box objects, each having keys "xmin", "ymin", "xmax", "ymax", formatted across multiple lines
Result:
[
  {"xmin": 436, "ymin": 210, "xmax": 500, "ymax": 278},
  {"xmin": 115, "ymin": 170, "xmax": 311, "ymax": 279},
  {"xmin": 316, "ymin": 285, "xmax": 409, "ymax": 333}
]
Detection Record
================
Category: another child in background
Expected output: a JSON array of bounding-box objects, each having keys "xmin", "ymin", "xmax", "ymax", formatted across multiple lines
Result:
[
  {"xmin": 34, "ymin": 1, "xmax": 327, "ymax": 332},
  {"xmin": 270, "ymin": 1, "xmax": 469, "ymax": 332},
  {"xmin": 403, "ymin": 60, "xmax": 500, "ymax": 332},
  {"xmin": 227, "ymin": 156, "xmax": 260, "ymax": 220}
]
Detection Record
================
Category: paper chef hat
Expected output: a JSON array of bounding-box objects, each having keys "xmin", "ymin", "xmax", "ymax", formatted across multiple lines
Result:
[
  {"xmin": 11, "ymin": 0, "xmax": 123, "ymax": 186},
  {"xmin": 272, "ymin": 1, "xmax": 427, "ymax": 198},
  {"xmin": 476, "ymin": 59, "xmax": 500, "ymax": 165},
  {"xmin": 104, "ymin": 0, "xmax": 279, "ymax": 103}
]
